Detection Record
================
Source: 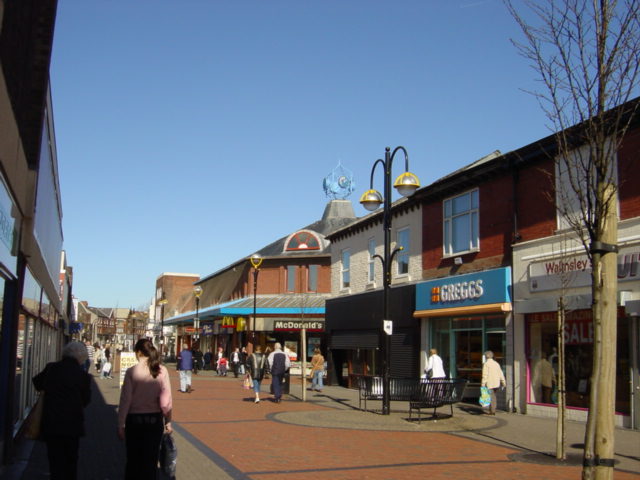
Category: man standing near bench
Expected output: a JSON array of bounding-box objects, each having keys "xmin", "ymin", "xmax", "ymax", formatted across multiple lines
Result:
[
  {"xmin": 268, "ymin": 343, "xmax": 290, "ymax": 403},
  {"xmin": 424, "ymin": 348, "xmax": 446, "ymax": 379}
]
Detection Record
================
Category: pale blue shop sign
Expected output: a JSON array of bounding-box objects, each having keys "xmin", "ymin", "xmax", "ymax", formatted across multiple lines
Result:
[{"xmin": 416, "ymin": 267, "xmax": 512, "ymax": 311}]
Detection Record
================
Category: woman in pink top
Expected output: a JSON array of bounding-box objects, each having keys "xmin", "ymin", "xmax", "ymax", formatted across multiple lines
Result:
[{"xmin": 118, "ymin": 338, "xmax": 173, "ymax": 479}]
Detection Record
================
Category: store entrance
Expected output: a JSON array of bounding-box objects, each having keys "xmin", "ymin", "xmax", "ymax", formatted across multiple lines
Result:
[{"xmin": 453, "ymin": 329, "xmax": 483, "ymax": 385}]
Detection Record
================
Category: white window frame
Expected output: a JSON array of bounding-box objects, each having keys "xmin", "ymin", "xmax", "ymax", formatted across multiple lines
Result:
[
  {"xmin": 340, "ymin": 249, "xmax": 350, "ymax": 290},
  {"xmin": 443, "ymin": 188, "xmax": 479, "ymax": 256},
  {"xmin": 367, "ymin": 237, "xmax": 376, "ymax": 284},
  {"xmin": 286, "ymin": 265, "xmax": 296, "ymax": 292},
  {"xmin": 396, "ymin": 227, "xmax": 410, "ymax": 276}
]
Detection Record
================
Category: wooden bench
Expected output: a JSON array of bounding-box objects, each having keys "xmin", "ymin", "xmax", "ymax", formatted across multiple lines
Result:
[
  {"xmin": 409, "ymin": 378, "xmax": 468, "ymax": 423},
  {"xmin": 358, "ymin": 377, "xmax": 419, "ymax": 412}
]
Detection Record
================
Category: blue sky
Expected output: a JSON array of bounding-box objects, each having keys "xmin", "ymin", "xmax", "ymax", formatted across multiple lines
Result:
[{"xmin": 50, "ymin": 0, "xmax": 550, "ymax": 309}]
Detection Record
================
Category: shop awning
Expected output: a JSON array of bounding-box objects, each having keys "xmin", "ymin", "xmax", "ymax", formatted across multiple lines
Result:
[
  {"xmin": 414, "ymin": 302, "xmax": 512, "ymax": 318},
  {"xmin": 164, "ymin": 294, "xmax": 328, "ymax": 326}
]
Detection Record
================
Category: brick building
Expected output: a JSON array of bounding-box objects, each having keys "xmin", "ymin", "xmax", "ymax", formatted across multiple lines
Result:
[{"xmin": 165, "ymin": 199, "xmax": 356, "ymax": 367}]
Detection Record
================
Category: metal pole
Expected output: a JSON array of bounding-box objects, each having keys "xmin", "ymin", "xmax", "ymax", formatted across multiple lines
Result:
[
  {"xmin": 160, "ymin": 304, "xmax": 164, "ymax": 356},
  {"xmin": 195, "ymin": 296, "xmax": 200, "ymax": 342},
  {"xmin": 382, "ymin": 147, "xmax": 392, "ymax": 415},
  {"xmin": 250, "ymin": 267, "xmax": 259, "ymax": 354}
]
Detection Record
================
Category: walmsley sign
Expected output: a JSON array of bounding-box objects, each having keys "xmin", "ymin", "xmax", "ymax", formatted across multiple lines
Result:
[{"xmin": 528, "ymin": 246, "xmax": 639, "ymax": 292}]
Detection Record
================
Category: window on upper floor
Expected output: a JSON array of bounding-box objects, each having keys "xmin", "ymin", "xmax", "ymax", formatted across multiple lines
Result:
[
  {"xmin": 443, "ymin": 189, "xmax": 479, "ymax": 256},
  {"xmin": 285, "ymin": 231, "xmax": 321, "ymax": 251},
  {"xmin": 308, "ymin": 265, "xmax": 319, "ymax": 292},
  {"xmin": 287, "ymin": 265, "xmax": 296, "ymax": 292},
  {"xmin": 555, "ymin": 143, "xmax": 619, "ymax": 231},
  {"xmin": 368, "ymin": 238, "xmax": 376, "ymax": 283},
  {"xmin": 397, "ymin": 228, "xmax": 410, "ymax": 275},
  {"xmin": 341, "ymin": 249, "xmax": 350, "ymax": 289}
]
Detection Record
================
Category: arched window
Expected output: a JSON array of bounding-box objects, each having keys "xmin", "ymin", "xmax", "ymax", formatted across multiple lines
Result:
[{"xmin": 285, "ymin": 231, "xmax": 320, "ymax": 251}]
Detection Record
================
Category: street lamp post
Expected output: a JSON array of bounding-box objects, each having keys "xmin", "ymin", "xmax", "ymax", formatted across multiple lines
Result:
[
  {"xmin": 248, "ymin": 254, "xmax": 263, "ymax": 354},
  {"xmin": 360, "ymin": 146, "xmax": 420, "ymax": 415},
  {"xmin": 193, "ymin": 286, "xmax": 203, "ymax": 342},
  {"xmin": 158, "ymin": 296, "xmax": 168, "ymax": 357}
]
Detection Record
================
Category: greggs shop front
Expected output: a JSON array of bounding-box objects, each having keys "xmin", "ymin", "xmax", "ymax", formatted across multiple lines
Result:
[{"xmin": 414, "ymin": 267, "xmax": 513, "ymax": 410}]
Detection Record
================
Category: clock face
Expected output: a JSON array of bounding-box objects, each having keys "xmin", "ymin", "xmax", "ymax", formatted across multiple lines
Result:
[{"xmin": 323, "ymin": 163, "xmax": 355, "ymax": 200}]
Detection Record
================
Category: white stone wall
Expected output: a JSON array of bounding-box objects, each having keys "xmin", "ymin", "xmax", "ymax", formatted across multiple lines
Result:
[{"xmin": 331, "ymin": 206, "xmax": 422, "ymax": 297}]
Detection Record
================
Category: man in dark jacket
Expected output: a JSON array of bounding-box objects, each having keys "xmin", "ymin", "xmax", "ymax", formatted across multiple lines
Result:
[
  {"xmin": 267, "ymin": 343, "xmax": 290, "ymax": 403},
  {"xmin": 33, "ymin": 341, "xmax": 92, "ymax": 480}
]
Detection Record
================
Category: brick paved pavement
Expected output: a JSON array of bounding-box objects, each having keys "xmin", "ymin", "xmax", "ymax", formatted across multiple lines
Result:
[{"xmin": 2, "ymin": 366, "xmax": 639, "ymax": 480}]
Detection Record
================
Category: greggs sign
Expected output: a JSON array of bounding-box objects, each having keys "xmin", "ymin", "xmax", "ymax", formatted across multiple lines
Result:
[{"xmin": 416, "ymin": 267, "xmax": 511, "ymax": 311}]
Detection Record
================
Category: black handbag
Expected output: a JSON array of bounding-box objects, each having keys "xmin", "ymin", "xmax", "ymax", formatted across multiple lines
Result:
[{"xmin": 159, "ymin": 433, "xmax": 177, "ymax": 477}]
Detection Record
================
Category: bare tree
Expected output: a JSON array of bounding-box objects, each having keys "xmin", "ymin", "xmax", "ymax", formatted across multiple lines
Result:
[{"xmin": 505, "ymin": 1, "xmax": 640, "ymax": 479}]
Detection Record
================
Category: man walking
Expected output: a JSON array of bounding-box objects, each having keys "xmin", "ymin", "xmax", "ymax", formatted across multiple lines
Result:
[
  {"xmin": 267, "ymin": 343, "xmax": 290, "ymax": 403},
  {"xmin": 230, "ymin": 347, "xmax": 241, "ymax": 378},
  {"xmin": 177, "ymin": 344, "xmax": 194, "ymax": 393}
]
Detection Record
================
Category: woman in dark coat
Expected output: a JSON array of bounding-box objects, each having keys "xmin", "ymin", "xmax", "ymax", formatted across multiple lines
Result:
[
  {"xmin": 246, "ymin": 345, "xmax": 266, "ymax": 403},
  {"xmin": 32, "ymin": 341, "xmax": 92, "ymax": 480}
]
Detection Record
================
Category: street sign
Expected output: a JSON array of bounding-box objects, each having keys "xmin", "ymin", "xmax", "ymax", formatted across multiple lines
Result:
[{"xmin": 383, "ymin": 320, "xmax": 393, "ymax": 335}]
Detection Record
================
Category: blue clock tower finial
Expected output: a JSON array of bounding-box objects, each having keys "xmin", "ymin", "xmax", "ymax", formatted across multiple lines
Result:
[{"xmin": 322, "ymin": 160, "xmax": 355, "ymax": 200}]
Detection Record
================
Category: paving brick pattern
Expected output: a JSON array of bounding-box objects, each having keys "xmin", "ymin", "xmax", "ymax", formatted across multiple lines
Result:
[{"xmin": 3, "ymin": 367, "xmax": 639, "ymax": 480}]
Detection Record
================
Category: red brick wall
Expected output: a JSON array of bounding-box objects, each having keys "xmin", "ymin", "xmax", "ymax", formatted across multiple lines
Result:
[
  {"xmin": 515, "ymin": 158, "xmax": 556, "ymax": 241},
  {"xmin": 156, "ymin": 274, "xmax": 200, "ymax": 314},
  {"xmin": 421, "ymin": 172, "xmax": 513, "ymax": 274},
  {"xmin": 252, "ymin": 260, "xmax": 331, "ymax": 294}
]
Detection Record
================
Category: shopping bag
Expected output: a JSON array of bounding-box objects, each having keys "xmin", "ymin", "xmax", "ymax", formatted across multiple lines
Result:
[
  {"xmin": 159, "ymin": 432, "xmax": 178, "ymax": 477},
  {"xmin": 242, "ymin": 374, "xmax": 252, "ymax": 390},
  {"xmin": 479, "ymin": 386, "xmax": 491, "ymax": 407},
  {"xmin": 24, "ymin": 393, "xmax": 44, "ymax": 440}
]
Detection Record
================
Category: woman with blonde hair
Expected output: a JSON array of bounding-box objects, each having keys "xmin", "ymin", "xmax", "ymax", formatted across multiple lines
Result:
[
  {"xmin": 118, "ymin": 338, "xmax": 172, "ymax": 479},
  {"xmin": 310, "ymin": 348, "xmax": 325, "ymax": 392}
]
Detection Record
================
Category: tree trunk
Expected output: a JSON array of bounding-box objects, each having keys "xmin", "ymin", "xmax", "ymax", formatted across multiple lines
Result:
[
  {"xmin": 583, "ymin": 183, "xmax": 618, "ymax": 480},
  {"xmin": 556, "ymin": 297, "xmax": 566, "ymax": 460}
]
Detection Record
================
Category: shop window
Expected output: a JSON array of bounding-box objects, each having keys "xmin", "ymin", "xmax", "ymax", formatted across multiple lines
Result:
[
  {"xmin": 396, "ymin": 228, "xmax": 410, "ymax": 275},
  {"xmin": 527, "ymin": 310, "xmax": 630, "ymax": 414},
  {"xmin": 443, "ymin": 189, "xmax": 479, "ymax": 256},
  {"xmin": 22, "ymin": 268, "xmax": 41, "ymax": 317},
  {"xmin": 341, "ymin": 249, "xmax": 350, "ymax": 289},
  {"xmin": 430, "ymin": 316, "xmax": 505, "ymax": 384}
]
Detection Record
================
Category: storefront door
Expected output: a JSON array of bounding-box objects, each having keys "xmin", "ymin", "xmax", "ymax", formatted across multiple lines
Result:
[{"xmin": 453, "ymin": 329, "xmax": 483, "ymax": 385}]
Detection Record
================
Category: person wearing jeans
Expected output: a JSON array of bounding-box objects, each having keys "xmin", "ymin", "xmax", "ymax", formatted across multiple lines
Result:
[
  {"xmin": 310, "ymin": 348, "xmax": 325, "ymax": 392},
  {"xmin": 177, "ymin": 344, "xmax": 193, "ymax": 393}
]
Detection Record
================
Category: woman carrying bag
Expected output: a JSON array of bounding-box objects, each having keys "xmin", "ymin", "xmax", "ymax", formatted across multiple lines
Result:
[
  {"xmin": 246, "ymin": 345, "xmax": 266, "ymax": 403},
  {"xmin": 117, "ymin": 338, "xmax": 173, "ymax": 479}
]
